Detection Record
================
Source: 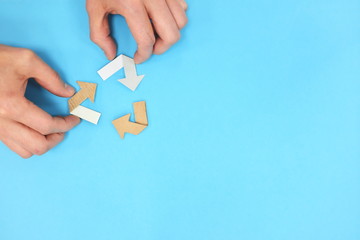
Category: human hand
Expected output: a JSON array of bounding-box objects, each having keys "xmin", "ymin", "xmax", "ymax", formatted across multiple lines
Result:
[
  {"xmin": 86, "ymin": 0, "xmax": 188, "ymax": 63},
  {"xmin": 0, "ymin": 45, "xmax": 80, "ymax": 158}
]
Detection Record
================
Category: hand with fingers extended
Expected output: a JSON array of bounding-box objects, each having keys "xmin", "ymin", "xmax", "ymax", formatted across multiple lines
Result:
[
  {"xmin": 86, "ymin": 0, "xmax": 188, "ymax": 63},
  {"xmin": 0, "ymin": 45, "xmax": 80, "ymax": 159}
]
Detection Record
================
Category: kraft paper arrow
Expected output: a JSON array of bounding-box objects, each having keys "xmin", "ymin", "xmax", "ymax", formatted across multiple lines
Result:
[
  {"xmin": 97, "ymin": 54, "xmax": 144, "ymax": 91},
  {"xmin": 133, "ymin": 101, "xmax": 148, "ymax": 126},
  {"xmin": 68, "ymin": 81, "xmax": 101, "ymax": 125},
  {"xmin": 112, "ymin": 101, "xmax": 148, "ymax": 139},
  {"xmin": 68, "ymin": 81, "xmax": 97, "ymax": 112}
]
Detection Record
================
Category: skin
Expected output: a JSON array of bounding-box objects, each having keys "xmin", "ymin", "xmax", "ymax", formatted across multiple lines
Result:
[
  {"xmin": 0, "ymin": 45, "xmax": 80, "ymax": 158},
  {"xmin": 86, "ymin": 0, "xmax": 188, "ymax": 63},
  {"xmin": 1, "ymin": 1, "xmax": 187, "ymax": 157}
]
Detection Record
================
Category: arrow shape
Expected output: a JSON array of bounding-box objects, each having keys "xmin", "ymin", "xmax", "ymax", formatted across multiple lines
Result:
[
  {"xmin": 112, "ymin": 101, "xmax": 148, "ymax": 139},
  {"xmin": 112, "ymin": 114, "xmax": 147, "ymax": 139},
  {"xmin": 68, "ymin": 81, "xmax": 97, "ymax": 112},
  {"xmin": 118, "ymin": 55, "xmax": 144, "ymax": 91},
  {"xmin": 70, "ymin": 105, "xmax": 101, "ymax": 125},
  {"xmin": 97, "ymin": 54, "xmax": 144, "ymax": 91},
  {"xmin": 68, "ymin": 81, "xmax": 101, "ymax": 125}
]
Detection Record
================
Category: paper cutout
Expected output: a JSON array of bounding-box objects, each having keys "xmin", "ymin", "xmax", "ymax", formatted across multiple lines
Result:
[
  {"xmin": 97, "ymin": 54, "xmax": 144, "ymax": 91},
  {"xmin": 97, "ymin": 55, "xmax": 124, "ymax": 80},
  {"xmin": 112, "ymin": 114, "xmax": 147, "ymax": 139},
  {"xmin": 70, "ymin": 105, "xmax": 101, "ymax": 125},
  {"xmin": 133, "ymin": 101, "xmax": 148, "ymax": 125},
  {"xmin": 68, "ymin": 81, "xmax": 101, "ymax": 125},
  {"xmin": 112, "ymin": 101, "xmax": 148, "ymax": 139},
  {"xmin": 118, "ymin": 55, "xmax": 144, "ymax": 91},
  {"xmin": 68, "ymin": 81, "xmax": 97, "ymax": 112}
]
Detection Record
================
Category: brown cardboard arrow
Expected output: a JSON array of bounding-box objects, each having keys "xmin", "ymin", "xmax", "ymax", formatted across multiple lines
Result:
[
  {"xmin": 112, "ymin": 101, "xmax": 148, "ymax": 139},
  {"xmin": 68, "ymin": 81, "xmax": 97, "ymax": 112},
  {"xmin": 133, "ymin": 101, "xmax": 148, "ymax": 126}
]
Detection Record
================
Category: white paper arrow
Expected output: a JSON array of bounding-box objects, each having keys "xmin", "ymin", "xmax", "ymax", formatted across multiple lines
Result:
[
  {"xmin": 118, "ymin": 55, "xmax": 144, "ymax": 91},
  {"xmin": 97, "ymin": 55, "xmax": 124, "ymax": 81},
  {"xmin": 70, "ymin": 105, "xmax": 101, "ymax": 125},
  {"xmin": 97, "ymin": 54, "xmax": 144, "ymax": 91}
]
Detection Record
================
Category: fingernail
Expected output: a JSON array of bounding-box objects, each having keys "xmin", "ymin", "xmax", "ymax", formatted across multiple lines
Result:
[
  {"xmin": 105, "ymin": 51, "xmax": 115, "ymax": 60},
  {"xmin": 71, "ymin": 115, "xmax": 81, "ymax": 125},
  {"xmin": 65, "ymin": 83, "xmax": 75, "ymax": 95}
]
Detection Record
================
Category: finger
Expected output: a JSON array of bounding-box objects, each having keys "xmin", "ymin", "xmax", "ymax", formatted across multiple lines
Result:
[
  {"xmin": 120, "ymin": 4, "xmax": 155, "ymax": 64},
  {"xmin": 45, "ymin": 133, "xmax": 65, "ymax": 151},
  {"xmin": 1, "ymin": 138, "xmax": 33, "ymax": 159},
  {"xmin": 86, "ymin": 0, "xmax": 117, "ymax": 60},
  {"xmin": 8, "ymin": 99, "xmax": 81, "ymax": 135},
  {"xmin": 2, "ymin": 119, "xmax": 65, "ymax": 156},
  {"xmin": 166, "ymin": 0, "xmax": 188, "ymax": 29},
  {"xmin": 146, "ymin": 0, "xmax": 181, "ymax": 55},
  {"xmin": 177, "ymin": 0, "xmax": 188, "ymax": 10},
  {"xmin": 25, "ymin": 52, "xmax": 75, "ymax": 98},
  {"xmin": 0, "ymin": 118, "xmax": 50, "ymax": 156}
]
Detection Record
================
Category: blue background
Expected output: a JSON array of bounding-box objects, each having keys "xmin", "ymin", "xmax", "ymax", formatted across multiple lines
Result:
[{"xmin": 0, "ymin": 0, "xmax": 359, "ymax": 239}]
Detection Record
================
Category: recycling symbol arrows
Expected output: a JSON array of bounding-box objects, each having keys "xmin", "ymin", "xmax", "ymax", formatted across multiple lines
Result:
[{"xmin": 68, "ymin": 54, "xmax": 148, "ymax": 139}]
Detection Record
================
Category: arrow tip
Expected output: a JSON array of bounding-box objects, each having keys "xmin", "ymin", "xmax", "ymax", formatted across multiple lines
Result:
[
  {"xmin": 118, "ymin": 75, "xmax": 145, "ymax": 91},
  {"xmin": 76, "ymin": 81, "xmax": 97, "ymax": 102},
  {"xmin": 112, "ymin": 114, "xmax": 131, "ymax": 139}
]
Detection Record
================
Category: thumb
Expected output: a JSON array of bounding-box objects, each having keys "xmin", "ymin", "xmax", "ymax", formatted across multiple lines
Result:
[
  {"xmin": 29, "ymin": 54, "xmax": 75, "ymax": 98},
  {"xmin": 86, "ymin": 0, "xmax": 117, "ymax": 60}
]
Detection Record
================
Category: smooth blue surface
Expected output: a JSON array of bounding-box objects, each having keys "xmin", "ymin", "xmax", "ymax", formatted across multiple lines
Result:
[{"xmin": 0, "ymin": 0, "xmax": 360, "ymax": 239}]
